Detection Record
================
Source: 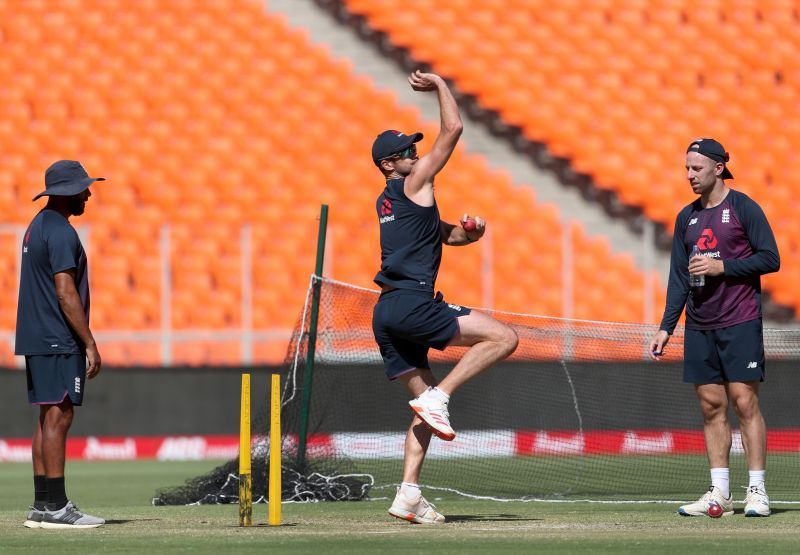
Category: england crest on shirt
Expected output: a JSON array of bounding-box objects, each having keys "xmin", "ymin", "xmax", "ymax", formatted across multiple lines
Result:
[{"xmin": 722, "ymin": 208, "xmax": 730, "ymax": 223}]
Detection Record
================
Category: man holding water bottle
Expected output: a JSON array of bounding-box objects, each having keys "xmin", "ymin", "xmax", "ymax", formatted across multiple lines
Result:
[{"xmin": 649, "ymin": 139, "xmax": 780, "ymax": 518}]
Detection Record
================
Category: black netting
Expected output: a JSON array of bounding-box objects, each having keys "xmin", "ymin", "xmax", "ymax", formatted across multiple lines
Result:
[
  {"xmin": 152, "ymin": 450, "xmax": 372, "ymax": 505},
  {"xmin": 153, "ymin": 282, "xmax": 373, "ymax": 505},
  {"xmin": 155, "ymin": 277, "xmax": 800, "ymax": 504}
]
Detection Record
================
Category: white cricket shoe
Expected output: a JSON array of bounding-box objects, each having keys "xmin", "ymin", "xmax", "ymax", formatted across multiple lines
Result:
[
  {"xmin": 744, "ymin": 485, "xmax": 770, "ymax": 517},
  {"xmin": 408, "ymin": 389, "xmax": 455, "ymax": 441},
  {"xmin": 388, "ymin": 489, "xmax": 445, "ymax": 524},
  {"xmin": 678, "ymin": 486, "xmax": 734, "ymax": 517}
]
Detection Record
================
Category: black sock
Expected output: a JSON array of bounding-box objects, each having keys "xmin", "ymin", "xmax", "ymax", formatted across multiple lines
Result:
[
  {"xmin": 33, "ymin": 475, "xmax": 48, "ymax": 510},
  {"xmin": 45, "ymin": 477, "xmax": 68, "ymax": 511}
]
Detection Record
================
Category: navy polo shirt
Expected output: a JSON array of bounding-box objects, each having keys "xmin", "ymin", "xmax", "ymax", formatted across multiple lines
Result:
[{"xmin": 15, "ymin": 209, "xmax": 90, "ymax": 355}]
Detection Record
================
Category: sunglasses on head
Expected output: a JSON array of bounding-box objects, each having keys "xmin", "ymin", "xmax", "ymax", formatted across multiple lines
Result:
[{"xmin": 381, "ymin": 144, "xmax": 417, "ymax": 161}]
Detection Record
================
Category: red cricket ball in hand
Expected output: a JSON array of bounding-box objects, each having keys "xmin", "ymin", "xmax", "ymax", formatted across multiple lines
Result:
[
  {"xmin": 462, "ymin": 218, "xmax": 477, "ymax": 232},
  {"xmin": 707, "ymin": 501, "xmax": 723, "ymax": 518}
]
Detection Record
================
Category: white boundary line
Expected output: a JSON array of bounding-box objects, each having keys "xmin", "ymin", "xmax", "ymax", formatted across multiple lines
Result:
[{"xmin": 368, "ymin": 484, "xmax": 800, "ymax": 504}]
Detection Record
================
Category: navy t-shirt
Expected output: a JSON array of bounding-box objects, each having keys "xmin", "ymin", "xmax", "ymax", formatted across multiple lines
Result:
[
  {"xmin": 660, "ymin": 189, "xmax": 780, "ymax": 332},
  {"xmin": 373, "ymin": 178, "xmax": 442, "ymax": 293},
  {"xmin": 15, "ymin": 209, "xmax": 90, "ymax": 355}
]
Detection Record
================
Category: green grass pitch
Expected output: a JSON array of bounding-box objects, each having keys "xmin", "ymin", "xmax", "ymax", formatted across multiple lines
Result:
[{"xmin": 1, "ymin": 460, "xmax": 799, "ymax": 553}]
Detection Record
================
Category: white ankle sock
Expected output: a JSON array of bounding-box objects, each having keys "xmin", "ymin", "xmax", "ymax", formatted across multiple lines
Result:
[
  {"xmin": 710, "ymin": 468, "xmax": 730, "ymax": 498},
  {"xmin": 427, "ymin": 387, "xmax": 450, "ymax": 403},
  {"xmin": 748, "ymin": 470, "xmax": 766, "ymax": 490},
  {"xmin": 400, "ymin": 482, "xmax": 421, "ymax": 498}
]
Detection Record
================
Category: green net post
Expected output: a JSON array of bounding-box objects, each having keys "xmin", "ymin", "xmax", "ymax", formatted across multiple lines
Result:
[{"xmin": 297, "ymin": 204, "xmax": 328, "ymax": 470}]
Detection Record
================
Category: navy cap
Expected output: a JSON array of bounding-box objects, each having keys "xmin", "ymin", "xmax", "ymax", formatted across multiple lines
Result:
[
  {"xmin": 33, "ymin": 160, "xmax": 105, "ymax": 201},
  {"xmin": 687, "ymin": 138, "xmax": 733, "ymax": 180},
  {"xmin": 371, "ymin": 130, "xmax": 424, "ymax": 167}
]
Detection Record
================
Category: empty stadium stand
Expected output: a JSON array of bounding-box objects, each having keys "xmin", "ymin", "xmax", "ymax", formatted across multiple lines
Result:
[
  {"xmin": 1, "ymin": 0, "xmax": 667, "ymax": 366},
  {"xmin": 343, "ymin": 0, "xmax": 799, "ymax": 316}
]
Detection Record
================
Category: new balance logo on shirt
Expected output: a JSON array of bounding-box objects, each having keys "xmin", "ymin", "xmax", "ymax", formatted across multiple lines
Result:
[
  {"xmin": 747, "ymin": 362, "xmax": 758, "ymax": 369},
  {"xmin": 689, "ymin": 218, "xmax": 698, "ymax": 225}
]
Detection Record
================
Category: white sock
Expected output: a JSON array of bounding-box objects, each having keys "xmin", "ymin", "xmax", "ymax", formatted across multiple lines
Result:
[
  {"xmin": 748, "ymin": 470, "xmax": 766, "ymax": 490},
  {"xmin": 427, "ymin": 387, "xmax": 450, "ymax": 404},
  {"xmin": 400, "ymin": 482, "xmax": 421, "ymax": 498},
  {"xmin": 710, "ymin": 468, "xmax": 730, "ymax": 498}
]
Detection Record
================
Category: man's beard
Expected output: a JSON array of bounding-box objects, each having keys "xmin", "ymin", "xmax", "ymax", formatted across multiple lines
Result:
[{"xmin": 67, "ymin": 195, "xmax": 86, "ymax": 216}]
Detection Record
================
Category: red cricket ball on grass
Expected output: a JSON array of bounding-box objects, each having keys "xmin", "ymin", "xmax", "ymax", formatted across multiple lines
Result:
[{"xmin": 707, "ymin": 501, "xmax": 724, "ymax": 518}]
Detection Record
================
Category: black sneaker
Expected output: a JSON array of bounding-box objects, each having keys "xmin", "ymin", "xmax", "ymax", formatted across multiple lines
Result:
[{"xmin": 41, "ymin": 501, "xmax": 105, "ymax": 529}]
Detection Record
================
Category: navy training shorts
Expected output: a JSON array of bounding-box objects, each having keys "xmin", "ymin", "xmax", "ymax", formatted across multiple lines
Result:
[
  {"xmin": 372, "ymin": 289, "xmax": 471, "ymax": 380},
  {"xmin": 26, "ymin": 354, "xmax": 87, "ymax": 406},
  {"xmin": 683, "ymin": 318, "xmax": 765, "ymax": 385}
]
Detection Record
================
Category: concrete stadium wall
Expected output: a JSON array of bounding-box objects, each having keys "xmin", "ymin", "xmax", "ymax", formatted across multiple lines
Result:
[
  {"xmin": 0, "ymin": 367, "xmax": 280, "ymax": 438},
  {"xmin": 2, "ymin": 362, "xmax": 798, "ymax": 438},
  {"xmin": 303, "ymin": 361, "xmax": 800, "ymax": 434}
]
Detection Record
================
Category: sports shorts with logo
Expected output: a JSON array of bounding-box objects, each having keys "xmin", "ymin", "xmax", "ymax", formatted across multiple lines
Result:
[
  {"xmin": 683, "ymin": 318, "xmax": 765, "ymax": 384},
  {"xmin": 26, "ymin": 354, "xmax": 87, "ymax": 405},
  {"xmin": 372, "ymin": 289, "xmax": 471, "ymax": 380}
]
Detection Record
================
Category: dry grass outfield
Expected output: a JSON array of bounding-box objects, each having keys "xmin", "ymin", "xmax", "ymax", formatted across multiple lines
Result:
[{"xmin": 1, "ymin": 461, "xmax": 799, "ymax": 553}]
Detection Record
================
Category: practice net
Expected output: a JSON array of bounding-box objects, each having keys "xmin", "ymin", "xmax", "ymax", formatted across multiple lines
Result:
[{"xmin": 155, "ymin": 276, "xmax": 800, "ymax": 504}]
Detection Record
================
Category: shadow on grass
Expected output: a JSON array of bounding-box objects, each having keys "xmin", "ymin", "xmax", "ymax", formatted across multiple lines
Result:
[
  {"xmin": 105, "ymin": 519, "xmax": 157, "ymax": 525},
  {"xmin": 445, "ymin": 514, "xmax": 541, "ymax": 523},
  {"xmin": 761, "ymin": 508, "xmax": 799, "ymax": 515}
]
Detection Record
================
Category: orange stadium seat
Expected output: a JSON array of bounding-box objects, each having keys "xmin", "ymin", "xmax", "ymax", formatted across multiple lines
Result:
[
  {"xmin": 345, "ymin": 0, "xmax": 799, "ymax": 319},
  {"xmin": 0, "ymin": 0, "xmax": 672, "ymax": 367}
]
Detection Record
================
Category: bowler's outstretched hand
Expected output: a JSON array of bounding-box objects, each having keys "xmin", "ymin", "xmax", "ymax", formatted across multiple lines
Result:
[{"xmin": 408, "ymin": 70, "xmax": 442, "ymax": 92}]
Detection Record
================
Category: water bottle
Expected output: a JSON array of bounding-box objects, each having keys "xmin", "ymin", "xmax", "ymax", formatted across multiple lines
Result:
[{"xmin": 689, "ymin": 244, "xmax": 705, "ymax": 287}]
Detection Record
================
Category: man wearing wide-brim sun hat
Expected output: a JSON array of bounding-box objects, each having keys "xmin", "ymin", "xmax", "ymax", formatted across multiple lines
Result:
[
  {"xmin": 32, "ymin": 160, "xmax": 106, "ymax": 201},
  {"xmin": 16, "ymin": 160, "xmax": 106, "ymax": 529}
]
